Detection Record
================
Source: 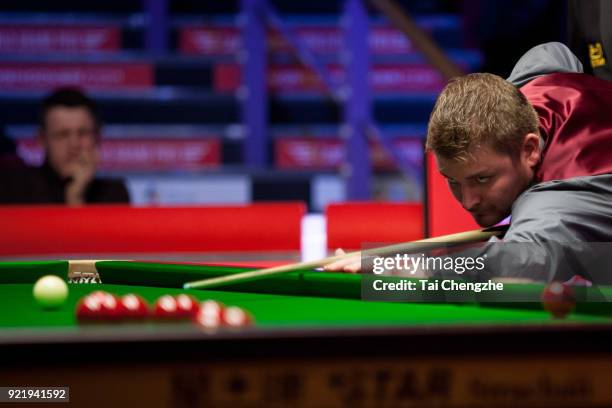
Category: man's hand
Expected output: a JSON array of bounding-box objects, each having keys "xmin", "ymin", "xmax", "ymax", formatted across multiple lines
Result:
[
  {"xmin": 64, "ymin": 148, "xmax": 99, "ymax": 206},
  {"xmin": 323, "ymin": 248, "xmax": 362, "ymax": 273}
]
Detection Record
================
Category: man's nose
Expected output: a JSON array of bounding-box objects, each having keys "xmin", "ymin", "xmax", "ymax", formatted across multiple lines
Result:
[
  {"xmin": 67, "ymin": 132, "xmax": 81, "ymax": 148},
  {"xmin": 461, "ymin": 187, "xmax": 481, "ymax": 211}
]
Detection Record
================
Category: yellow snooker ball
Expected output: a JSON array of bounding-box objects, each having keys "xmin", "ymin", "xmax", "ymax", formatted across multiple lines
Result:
[{"xmin": 33, "ymin": 275, "xmax": 69, "ymax": 309}]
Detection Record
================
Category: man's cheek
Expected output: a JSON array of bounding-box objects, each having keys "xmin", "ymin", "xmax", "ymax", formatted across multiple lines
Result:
[
  {"xmin": 82, "ymin": 138, "xmax": 97, "ymax": 150},
  {"xmin": 449, "ymin": 185, "xmax": 461, "ymax": 202}
]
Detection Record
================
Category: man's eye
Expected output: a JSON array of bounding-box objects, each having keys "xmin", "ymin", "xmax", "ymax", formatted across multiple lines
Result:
[
  {"xmin": 78, "ymin": 129, "xmax": 95, "ymax": 137},
  {"xmin": 53, "ymin": 132, "xmax": 70, "ymax": 140},
  {"xmin": 476, "ymin": 176, "xmax": 490, "ymax": 184}
]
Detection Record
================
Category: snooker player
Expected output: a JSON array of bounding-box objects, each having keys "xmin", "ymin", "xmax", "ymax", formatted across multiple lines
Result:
[
  {"xmin": 326, "ymin": 42, "xmax": 612, "ymax": 282},
  {"xmin": 0, "ymin": 88, "xmax": 129, "ymax": 206}
]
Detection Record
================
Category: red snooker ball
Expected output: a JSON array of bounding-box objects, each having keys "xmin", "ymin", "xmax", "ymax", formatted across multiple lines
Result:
[
  {"xmin": 99, "ymin": 293, "xmax": 122, "ymax": 320},
  {"xmin": 121, "ymin": 294, "xmax": 150, "ymax": 320},
  {"xmin": 154, "ymin": 295, "xmax": 180, "ymax": 319},
  {"xmin": 80, "ymin": 290, "xmax": 122, "ymax": 320},
  {"xmin": 193, "ymin": 300, "xmax": 224, "ymax": 328},
  {"xmin": 222, "ymin": 306, "xmax": 253, "ymax": 328},
  {"xmin": 75, "ymin": 295, "xmax": 104, "ymax": 321},
  {"xmin": 175, "ymin": 294, "xmax": 200, "ymax": 318},
  {"xmin": 88, "ymin": 290, "xmax": 111, "ymax": 302},
  {"xmin": 541, "ymin": 282, "xmax": 576, "ymax": 319}
]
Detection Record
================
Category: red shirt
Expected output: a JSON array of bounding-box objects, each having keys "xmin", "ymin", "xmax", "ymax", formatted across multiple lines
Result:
[{"xmin": 520, "ymin": 72, "xmax": 612, "ymax": 183}]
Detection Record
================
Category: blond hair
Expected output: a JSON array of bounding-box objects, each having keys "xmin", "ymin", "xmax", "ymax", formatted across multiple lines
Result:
[{"xmin": 426, "ymin": 73, "xmax": 539, "ymax": 162}]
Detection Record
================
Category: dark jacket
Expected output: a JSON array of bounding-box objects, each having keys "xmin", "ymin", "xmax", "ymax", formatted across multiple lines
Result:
[{"xmin": 0, "ymin": 160, "xmax": 129, "ymax": 204}]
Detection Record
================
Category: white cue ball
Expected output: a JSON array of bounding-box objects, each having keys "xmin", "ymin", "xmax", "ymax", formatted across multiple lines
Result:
[{"xmin": 33, "ymin": 275, "xmax": 69, "ymax": 309}]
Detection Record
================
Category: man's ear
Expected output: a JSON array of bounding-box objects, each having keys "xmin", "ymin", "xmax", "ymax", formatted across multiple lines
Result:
[{"xmin": 522, "ymin": 133, "xmax": 541, "ymax": 168}]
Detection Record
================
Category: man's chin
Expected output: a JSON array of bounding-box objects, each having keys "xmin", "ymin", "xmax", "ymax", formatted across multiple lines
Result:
[
  {"xmin": 55, "ymin": 166, "xmax": 77, "ymax": 180},
  {"xmin": 472, "ymin": 213, "xmax": 504, "ymax": 228}
]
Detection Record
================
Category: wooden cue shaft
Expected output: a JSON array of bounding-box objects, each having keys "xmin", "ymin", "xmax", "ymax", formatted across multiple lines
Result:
[{"xmin": 183, "ymin": 227, "xmax": 503, "ymax": 290}]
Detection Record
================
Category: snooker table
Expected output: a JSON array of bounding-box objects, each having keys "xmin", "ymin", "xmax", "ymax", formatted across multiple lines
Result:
[{"xmin": 2, "ymin": 260, "xmax": 612, "ymax": 408}]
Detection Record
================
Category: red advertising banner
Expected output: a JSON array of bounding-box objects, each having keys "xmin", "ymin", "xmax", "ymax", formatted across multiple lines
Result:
[
  {"xmin": 275, "ymin": 137, "xmax": 423, "ymax": 170},
  {"xmin": 214, "ymin": 63, "xmax": 445, "ymax": 93},
  {"xmin": 0, "ymin": 26, "xmax": 121, "ymax": 53},
  {"xmin": 17, "ymin": 138, "xmax": 221, "ymax": 171},
  {"xmin": 269, "ymin": 26, "xmax": 343, "ymax": 54},
  {"xmin": 369, "ymin": 65, "xmax": 445, "ymax": 92},
  {"xmin": 180, "ymin": 27, "xmax": 240, "ymax": 55},
  {"xmin": 370, "ymin": 138, "xmax": 423, "ymax": 170},
  {"xmin": 180, "ymin": 26, "xmax": 423, "ymax": 55},
  {"xmin": 276, "ymin": 138, "xmax": 343, "ymax": 169},
  {"xmin": 214, "ymin": 63, "xmax": 241, "ymax": 92},
  {"xmin": 0, "ymin": 63, "xmax": 153, "ymax": 90}
]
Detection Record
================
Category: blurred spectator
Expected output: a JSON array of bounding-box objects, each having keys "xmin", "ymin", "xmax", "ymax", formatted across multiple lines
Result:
[
  {"xmin": 567, "ymin": 0, "xmax": 612, "ymax": 81},
  {"xmin": 0, "ymin": 88, "xmax": 129, "ymax": 205}
]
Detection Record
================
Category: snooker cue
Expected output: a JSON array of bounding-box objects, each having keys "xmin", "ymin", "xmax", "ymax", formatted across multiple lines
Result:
[{"xmin": 183, "ymin": 225, "xmax": 508, "ymax": 290}]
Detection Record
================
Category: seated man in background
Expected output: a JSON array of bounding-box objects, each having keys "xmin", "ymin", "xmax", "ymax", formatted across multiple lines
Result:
[
  {"xmin": 0, "ymin": 88, "xmax": 129, "ymax": 205},
  {"xmin": 326, "ymin": 42, "xmax": 612, "ymax": 282}
]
